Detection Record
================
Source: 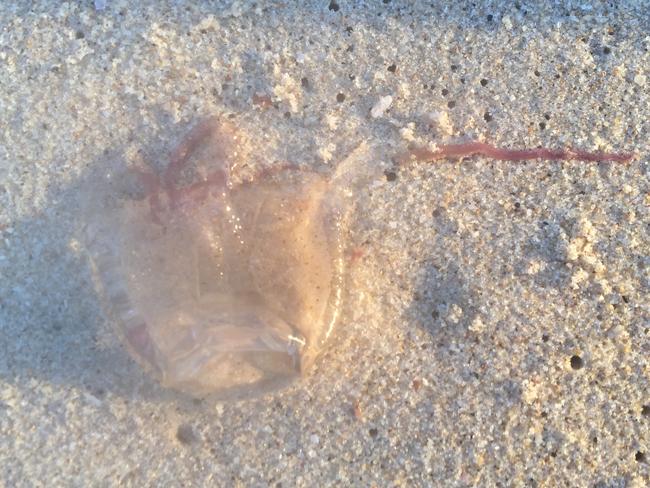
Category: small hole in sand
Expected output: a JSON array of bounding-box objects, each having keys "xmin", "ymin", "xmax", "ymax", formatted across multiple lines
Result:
[
  {"xmin": 384, "ymin": 170, "xmax": 397, "ymax": 182},
  {"xmin": 176, "ymin": 424, "xmax": 197, "ymax": 445},
  {"xmin": 570, "ymin": 355, "xmax": 584, "ymax": 370}
]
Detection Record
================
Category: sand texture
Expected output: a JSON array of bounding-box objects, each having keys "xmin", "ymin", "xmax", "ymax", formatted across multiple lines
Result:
[{"xmin": 1, "ymin": 1, "xmax": 648, "ymax": 486}]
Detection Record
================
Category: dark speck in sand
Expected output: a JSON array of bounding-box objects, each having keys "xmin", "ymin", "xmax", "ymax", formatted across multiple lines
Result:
[
  {"xmin": 570, "ymin": 355, "xmax": 584, "ymax": 370},
  {"xmin": 384, "ymin": 170, "xmax": 397, "ymax": 182},
  {"xmin": 176, "ymin": 424, "xmax": 198, "ymax": 445}
]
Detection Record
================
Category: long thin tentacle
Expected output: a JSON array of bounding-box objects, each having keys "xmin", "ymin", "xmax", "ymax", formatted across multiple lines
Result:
[{"xmin": 397, "ymin": 141, "xmax": 636, "ymax": 165}]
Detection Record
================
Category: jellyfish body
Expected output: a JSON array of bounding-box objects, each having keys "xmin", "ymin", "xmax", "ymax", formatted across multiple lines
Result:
[{"xmin": 85, "ymin": 118, "xmax": 345, "ymax": 398}]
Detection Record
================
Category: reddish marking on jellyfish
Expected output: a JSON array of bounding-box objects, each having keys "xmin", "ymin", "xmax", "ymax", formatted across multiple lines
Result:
[
  {"xmin": 126, "ymin": 322, "xmax": 156, "ymax": 363},
  {"xmin": 163, "ymin": 116, "xmax": 230, "ymax": 211},
  {"xmin": 133, "ymin": 117, "xmax": 230, "ymax": 218},
  {"xmin": 397, "ymin": 141, "xmax": 636, "ymax": 166},
  {"xmin": 165, "ymin": 117, "xmax": 222, "ymax": 190},
  {"xmin": 255, "ymin": 161, "xmax": 302, "ymax": 180},
  {"xmin": 172, "ymin": 168, "xmax": 228, "ymax": 209}
]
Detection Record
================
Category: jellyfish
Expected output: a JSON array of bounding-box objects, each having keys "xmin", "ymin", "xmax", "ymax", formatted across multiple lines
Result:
[{"xmin": 83, "ymin": 117, "xmax": 371, "ymax": 398}]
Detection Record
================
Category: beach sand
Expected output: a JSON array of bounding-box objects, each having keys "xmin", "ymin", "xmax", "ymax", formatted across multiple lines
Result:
[{"xmin": 1, "ymin": 1, "xmax": 648, "ymax": 486}]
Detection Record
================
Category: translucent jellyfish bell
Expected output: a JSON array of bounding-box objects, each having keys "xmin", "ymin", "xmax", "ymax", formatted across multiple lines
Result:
[{"xmin": 84, "ymin": 118, "xmax": 368, "ymax": 399}]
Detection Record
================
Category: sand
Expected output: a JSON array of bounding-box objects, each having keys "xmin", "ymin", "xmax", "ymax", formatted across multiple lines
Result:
[{"xmin": 0, "ymin": 1, "xmax": 648, "ymax": 486}]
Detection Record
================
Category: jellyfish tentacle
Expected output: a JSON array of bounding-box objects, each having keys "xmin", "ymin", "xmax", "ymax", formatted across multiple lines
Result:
[
  {"xmin": 398, "ymin": 141, "xmax": 635, "ymax": 165},
  {"xmin": 171, "ymin": 168, "xmax": 230, "ymax": 212},
  {"xmin": 164, "ymin": 116, "xmax": 231, "ymax": 209},
  {"xmin": 164, "ymin": 116, "xmax": 222, "ymax": 189}
]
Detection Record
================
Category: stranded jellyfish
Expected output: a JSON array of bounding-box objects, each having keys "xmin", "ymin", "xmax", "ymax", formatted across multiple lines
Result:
[
  {"xmin": 84, "ymin": 117, "xmax": 368, "ymax": 398},
  {"xmin": 84, "ymin": 116, "xmax": 633, "ymax": 399}
]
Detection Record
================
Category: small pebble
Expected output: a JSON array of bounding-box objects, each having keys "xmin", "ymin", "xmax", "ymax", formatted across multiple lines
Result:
[
  {"xmin": 370, "ymin": 95, "xmax": 393, "ymax": 118},
  {"xmin": 176, "ymin": 424, "xmax": 197, "ymax": 445}
]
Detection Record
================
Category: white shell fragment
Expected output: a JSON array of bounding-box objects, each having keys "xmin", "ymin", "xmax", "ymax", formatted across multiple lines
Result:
[{"xmin": 370, "ymin": 95, "xmax": 393, "ymax": 118}]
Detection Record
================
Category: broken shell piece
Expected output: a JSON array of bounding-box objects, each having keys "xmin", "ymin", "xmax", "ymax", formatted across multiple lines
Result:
[
  {"xmin": 370, "ymin": 95, "xmax": 393, "ymax": 118},
  {"xmin": 425, "ymin": 110, "xmax": 453, "ymax": 135},
  {"xmin": 84, "ymin": 118, "xmax": 345, "ymax": 399}
]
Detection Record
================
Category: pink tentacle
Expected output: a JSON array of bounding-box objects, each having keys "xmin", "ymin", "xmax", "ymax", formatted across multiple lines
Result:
[
  {"xmin": 172, "ymin": 168, "xmax": 228, "ymax": 208},
  {"xmin": 125, "ymin": 322, "xmax": 159, "ymax": 368},
  {"xmin": 163, "ymin": 117, "xmax": 231, "ymax": 210},
  {"xmin": 254, "ymin": 161, "xmax": 302, "ymax": 180},
  {"xmin": 397, "ymin": 141, "xmax": 636, "ymax": 166},
  {"xmin": 164, "ymin": 116, "xmax": 223, "ymax": 190}
]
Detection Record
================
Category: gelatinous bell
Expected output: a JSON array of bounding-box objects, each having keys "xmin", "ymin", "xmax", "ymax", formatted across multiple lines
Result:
[{"xmin": 84, "ymin": 119, "xmax": 345, "ymax": 398}]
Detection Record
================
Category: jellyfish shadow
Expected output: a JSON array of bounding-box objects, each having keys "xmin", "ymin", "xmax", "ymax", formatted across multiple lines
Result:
[{"xmin": 402, "ymin": 212, "xmax": 525, "ymax": 410}]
